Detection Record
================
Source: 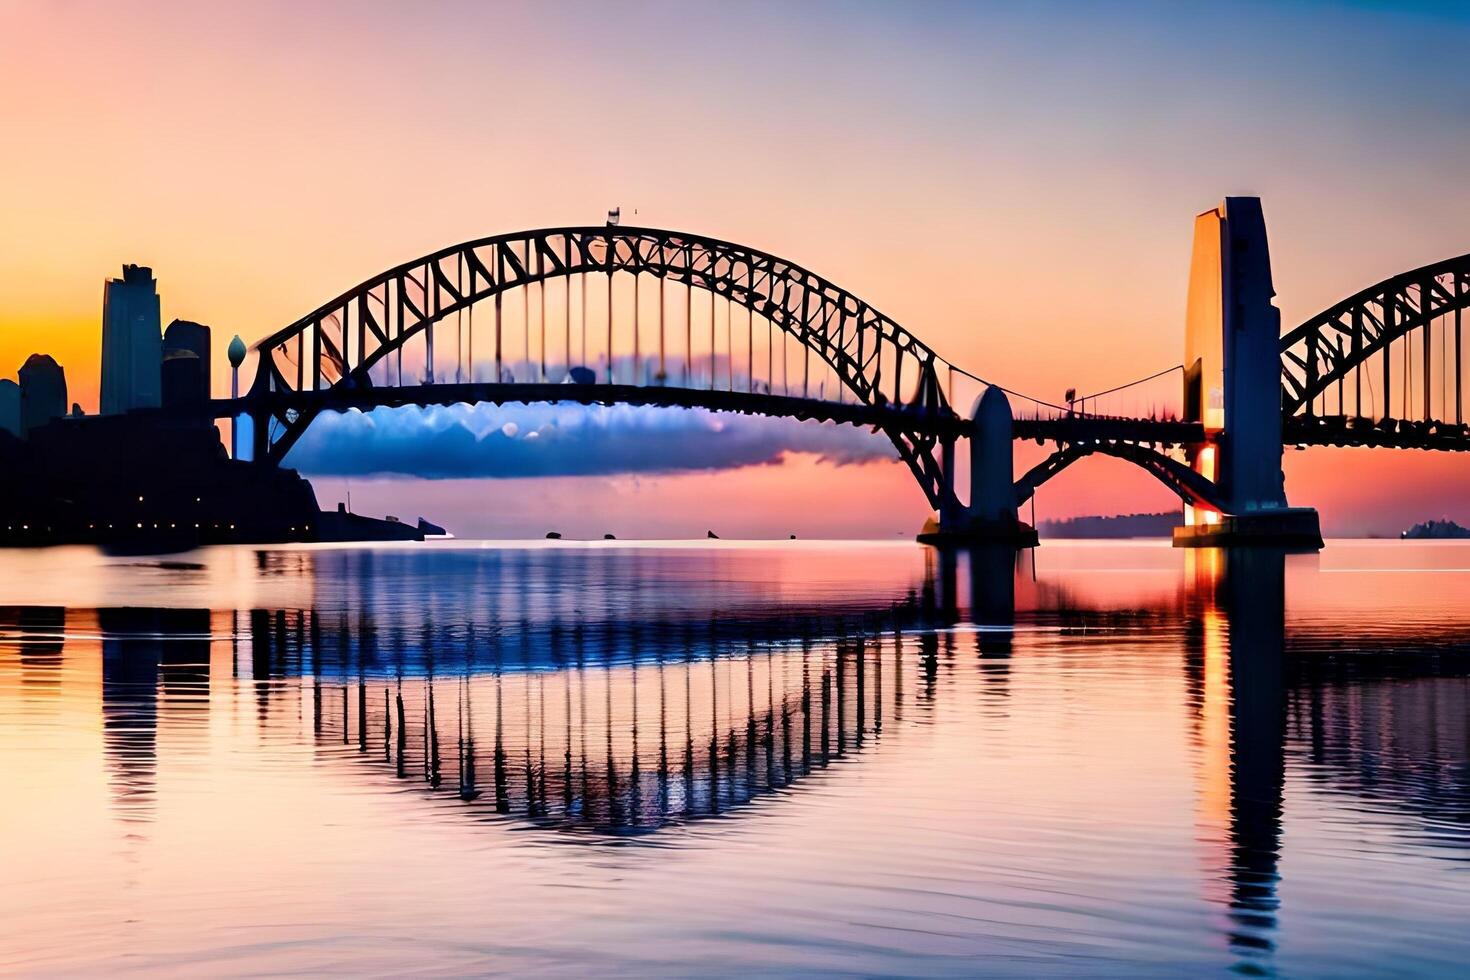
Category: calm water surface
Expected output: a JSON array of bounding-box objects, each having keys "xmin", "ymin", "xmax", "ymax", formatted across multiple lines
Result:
[{"xmin": 1, "ymin": 540, "xmax": 1468, "ymax": 977}]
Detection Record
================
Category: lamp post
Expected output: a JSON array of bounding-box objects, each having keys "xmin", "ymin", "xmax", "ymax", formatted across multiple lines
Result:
[{"xmin": 227, "ymin": 335, "xmax": 246, "ymax": 458}]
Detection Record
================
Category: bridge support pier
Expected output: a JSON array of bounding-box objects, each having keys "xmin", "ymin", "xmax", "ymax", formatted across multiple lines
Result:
[
  {"xmin": 1175, "ymin": 197, "xmax": 1321, "ymax": 550},
  {"xmin": 918, "ymin": 387, "xmax": 1037, "ymax": 548},
  {"xmin": 938, "ymin": 436, "xmax": 961, "ymax": 528}
]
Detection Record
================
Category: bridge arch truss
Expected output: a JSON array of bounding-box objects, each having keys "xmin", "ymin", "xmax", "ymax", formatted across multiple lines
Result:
[
  {"xmin": 1013, "ymin": 439, "xmax": 1228, "ymax": 514},
  {"xmin": 247, "ymin": 227, "xmax": 964, "ymax": 507},
  {"xmin": 1281, "ymin": 253, "xmax": 1470, "ymax": 450}
]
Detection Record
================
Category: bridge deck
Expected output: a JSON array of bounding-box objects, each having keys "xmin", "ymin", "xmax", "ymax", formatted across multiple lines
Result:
[
  {"xmin": 1013, "ymin": 417, "xmax": 1204, "ymax": 446},
  {"xmin": 216, "ymin": 384, "xmax": 1469, "ymax": 454},
  {"xmin": 214, "ymin": 382, "xmax": 1219, "ymax": 448},
  {"xmin": 210, "ymin": 382, "xmax": 974, "ymax": 438},
  {"xmin": 1285, "ymin": 415, "xmax": 1470, "ymax": 452}
]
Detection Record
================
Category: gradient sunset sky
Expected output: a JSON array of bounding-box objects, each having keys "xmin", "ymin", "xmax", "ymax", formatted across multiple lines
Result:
[{"xmin": 2, "ymin": 0, "xmax": 1468, "ymax": 536}]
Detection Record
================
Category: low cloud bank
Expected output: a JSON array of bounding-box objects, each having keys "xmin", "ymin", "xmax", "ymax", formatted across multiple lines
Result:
[{"xmin": 287, "ymin": 402, "xmax": 894, "ymax": 478}]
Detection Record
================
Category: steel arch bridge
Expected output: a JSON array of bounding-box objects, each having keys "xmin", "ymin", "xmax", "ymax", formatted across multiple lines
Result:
[
  {"xmin": 240, "ymin": 226, "xmax": 967, "ymax": 511},
  {"xmin": 1280, "ymin": 252, "xmax": 1470, "ymax": 450},
  {"xmin": 222, "ymin": 221, "xmax": 1470, "ymax": 537}
]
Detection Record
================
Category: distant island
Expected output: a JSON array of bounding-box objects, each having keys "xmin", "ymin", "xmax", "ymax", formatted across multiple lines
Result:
[
  {"xmin": 1038, "ymin": 511, "xmax": 1177, "ymax": 539},
  {"xmin": 1401, "ymin": 519, "xmax": 1470, "ymax": 540}
]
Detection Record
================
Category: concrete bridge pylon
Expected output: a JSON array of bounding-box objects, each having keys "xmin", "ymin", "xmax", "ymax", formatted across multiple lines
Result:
[
  {"xmin": 1174, "ymin": 197, "xmax": 1321, "ymax": 548},
  {"xmin": 918, "ymin": 385, "xmax": 1039, "ymax": 547}
]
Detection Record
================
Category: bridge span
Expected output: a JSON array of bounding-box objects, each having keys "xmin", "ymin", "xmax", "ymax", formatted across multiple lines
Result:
[{"xmin": 220, "ymin": 204, "xmax": 1469, "ymax": 548}]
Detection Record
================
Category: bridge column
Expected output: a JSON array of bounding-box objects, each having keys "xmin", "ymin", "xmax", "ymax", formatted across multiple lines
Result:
[
  {"xmin": 969, "ymin": 386, "xmax": 1018, "ymax": 527},
  {"xmin": 918, "ymin": 386, "xmax": 1037, "ymax": 547},
  {"xmin": 1176, "ymin": 197, "xmax": 1320, "ymax": 548},
  {"xmin": 938, "ymin": 436, "xmax": 961, "ymax": 528}
]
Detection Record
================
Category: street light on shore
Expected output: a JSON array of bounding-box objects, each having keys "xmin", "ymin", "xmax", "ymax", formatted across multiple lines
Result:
[{"xmin": 227, "ymin": 335, "xmax": 246, "ymax": 458}]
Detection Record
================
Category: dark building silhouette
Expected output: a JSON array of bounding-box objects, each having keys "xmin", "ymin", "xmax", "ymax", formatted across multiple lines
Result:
[
  {"xmin": 162, "ymin": 319, "xmax": 211, "ymax": 402},
  {"xmin": 6, "ymin": 411, "xmax": 322, "ymax": 546},
  {"xmin": 0, "ymin": 401, "xmax": 427, "ymax": 547},
  {"xmin": 18, "ymin": 353, "xmax": 66, "ymax": 435},
  {"xmin": 0, "ymin": 378, "xmax": 18, "ymax": 437},
  {"xmin": 161, "ymin": 349, "xmax": 206, "ymax": 409},
  {"xmin": 0, "ymin": 266, "xmax": 421, "ymax": 547},
  {"xmin": 101, "ymin": 264, "xmax": 161, "ymax": 414}
]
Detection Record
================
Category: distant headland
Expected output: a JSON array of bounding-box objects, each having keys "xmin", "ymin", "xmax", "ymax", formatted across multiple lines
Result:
[
  {"xmin": 1038, "ymin": 511, "xmax": 1178, "ymax": 539},
  {"xmin": 1401, "ymin": 520, "xmax": 1470, "ymax": 540}
]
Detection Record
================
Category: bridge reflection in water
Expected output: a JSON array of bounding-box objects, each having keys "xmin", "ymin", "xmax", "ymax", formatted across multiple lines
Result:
[
  {"xmin": 306, "ymin": 635, "xmax": 904, "ymax": 832},
  {"xmin": 3, "ymin": 544, "xmax": 1468, "ymax": 970},
  {"xmin": 230, "ymin": 545, "xmax": 1032, "ymax": 835}
]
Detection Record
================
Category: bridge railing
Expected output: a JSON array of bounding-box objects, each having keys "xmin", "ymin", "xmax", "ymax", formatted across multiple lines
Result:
[{"xmin": 993, "ymin": 364, "xmax": 1186, "ymax": 429}]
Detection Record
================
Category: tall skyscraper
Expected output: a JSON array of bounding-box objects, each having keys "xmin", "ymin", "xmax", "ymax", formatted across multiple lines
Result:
[
  {"xmin": 0, "ymin": 379, "xmax": 19, "ymax": 437},
  {"xmin": 19, "ymin": 353, "xmax": 67, "ymax": 435},
  {"xmin": 101, "ymin": 264, "xmax": 162, "ymax": 414}
]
